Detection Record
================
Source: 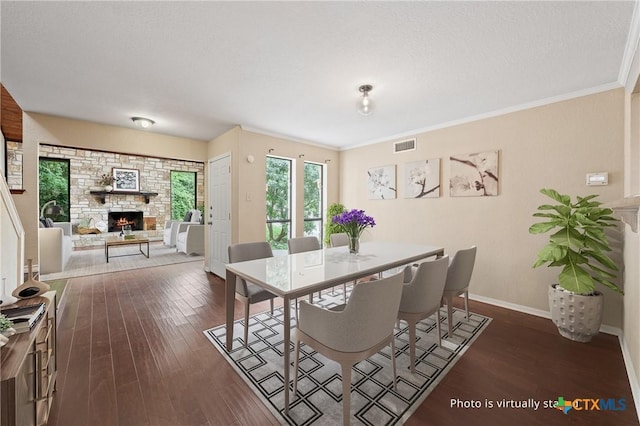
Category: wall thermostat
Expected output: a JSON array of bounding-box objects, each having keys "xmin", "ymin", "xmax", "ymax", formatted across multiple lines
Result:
[{"xmin": 586, "ymin": 172, "xmax": 608, "ymax": 186}]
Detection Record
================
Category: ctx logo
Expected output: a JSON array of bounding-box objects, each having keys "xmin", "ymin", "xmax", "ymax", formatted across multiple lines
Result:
[{"xmin": 555, "ymin": 397, "xmax": 626, "ymax": 414}]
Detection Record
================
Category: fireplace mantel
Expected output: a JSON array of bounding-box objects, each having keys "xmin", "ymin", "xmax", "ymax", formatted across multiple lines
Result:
[
  {"xmin": 604, "ymin": 195, "xmax": 640, "ymax": 233},
  {"xmin": 89, "ymin": 190, "xmax": 159, "ymax": 204}
]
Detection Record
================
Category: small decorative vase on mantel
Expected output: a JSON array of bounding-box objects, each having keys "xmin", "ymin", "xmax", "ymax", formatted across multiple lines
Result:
[
  {"xmin": 103, "ymin": 185, "xmax": 113, "ymax": 192},
  {"xmin": 348, "ymin": 236, "xmax": 360, "ymax": 254}
]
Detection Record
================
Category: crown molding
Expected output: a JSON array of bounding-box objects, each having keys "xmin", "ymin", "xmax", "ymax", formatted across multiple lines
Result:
[
  {"xmin": 621, "ymin": 1, "xmax": 640, "ymax": 92},
  {"xmin": 239, "ymin": 125, "xmax": 340, "ymax": 151}
]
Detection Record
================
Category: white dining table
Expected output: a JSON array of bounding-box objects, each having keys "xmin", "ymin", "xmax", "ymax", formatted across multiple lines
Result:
[{"xmin": 224, "ymin": 241, "xmax": 444, "ymax": 413}]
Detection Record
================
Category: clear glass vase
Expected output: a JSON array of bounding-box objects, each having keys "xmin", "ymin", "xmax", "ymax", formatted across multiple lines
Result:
[{"xmin": 348, "ymin": 236, "xmax": 360, "ymax": 254}]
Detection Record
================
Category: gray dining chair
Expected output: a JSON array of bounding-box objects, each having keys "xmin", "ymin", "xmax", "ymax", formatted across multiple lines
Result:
[
  {"xmin": 398, "ymin": 255, "xmax": 449, "ymax": 373},
  {"xmin": 293, "ymin": 272, "xmax": 404, "ymax": 426},
  {"xmin": 288, "ymin": 236, "xmax": 322, "ymax": 306},
  {"xmin": 442, "ymin": 245, "xmax": 477, "ymax": 336},
  {"xmin": 228, "ymin": 241, "xmax": 278, "ymax": 348},
  {"xmin": 288, "ymin": 235, "xmax": 321, "ymax": 254},
  {"xmin": 329, "ymin": 232, "xmax": 350, "ymax": 248}
]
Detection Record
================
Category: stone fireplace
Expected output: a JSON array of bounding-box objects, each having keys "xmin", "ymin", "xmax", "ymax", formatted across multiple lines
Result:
[
  {"xmin": 108, "ymin": 211, "xmax": 144, "ymax": 232},
  {"xmin": 38, "ymin": 144, "xmax": 205, "ymax": 248}
]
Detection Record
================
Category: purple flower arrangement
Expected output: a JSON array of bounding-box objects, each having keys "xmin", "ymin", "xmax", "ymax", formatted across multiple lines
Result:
[{"xmin": 332, "ymin": 209, "xmax": 376, "ymax": 239}]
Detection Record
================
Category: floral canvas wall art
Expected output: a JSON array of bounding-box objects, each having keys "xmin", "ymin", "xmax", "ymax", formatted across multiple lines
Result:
[
  {"xmin": 404, "ymin": 159, "xmax": 440, "ymax": 198},
  {"xmin": 450, "ymin": 150, "xmax": 499, "ymax": 196},
  {"xmin": 367, "ymin": 165, "xmax": 396, "ymax": 199}
]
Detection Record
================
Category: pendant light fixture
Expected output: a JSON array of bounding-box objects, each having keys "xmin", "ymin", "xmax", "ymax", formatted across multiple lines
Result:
[{"xmin": 357, "ymin": 84, "xmax": 374, "ymax": 116}]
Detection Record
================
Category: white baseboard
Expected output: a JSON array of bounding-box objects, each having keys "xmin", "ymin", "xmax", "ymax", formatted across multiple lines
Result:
[
  {"xmin": 468, "ymin": 292, "xmax": 551, "ymax": 318},
  {"xmin": 467, "ymin": 292, "xmax": 622, "ymax": 335},
  {"xmin": 468, "ymin": 292, "xmax": 638, "ymax": 422},
  {"xmin": 620, "ymin": 335, "xmax": 640, "ymax": 424}
]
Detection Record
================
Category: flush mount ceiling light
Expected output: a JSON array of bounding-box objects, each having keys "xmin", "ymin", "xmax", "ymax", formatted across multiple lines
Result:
[
  {"xmin": 357, "ymin": 84, "xmax": 374, "ymax": 116},
  {"xmin": 131, "ymin": 117, "xmax": 155, "ymax": 129}
]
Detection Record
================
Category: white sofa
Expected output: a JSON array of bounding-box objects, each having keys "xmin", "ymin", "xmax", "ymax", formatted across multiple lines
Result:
[{"xmin": 39, "ymin": 222, "xmax": 73, "ymax": 274}]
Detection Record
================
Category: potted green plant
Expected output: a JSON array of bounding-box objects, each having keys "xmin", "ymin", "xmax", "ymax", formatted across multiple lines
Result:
[
  {"xmin": 529, "ymin": 188, "xmax": 623, "ymax": 342},
  {"xmin": 324, "ymin": 202, "xmax": 346, "ymax": 247},
  {"xmin": 0, "ymin": 314, "xmax": 15, "ymax": 347}
]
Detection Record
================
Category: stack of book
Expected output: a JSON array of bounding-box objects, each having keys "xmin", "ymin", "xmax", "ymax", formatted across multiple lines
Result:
[{"xmin": 1, "ymin": 303, "xmax": 46, "ymax": 334}]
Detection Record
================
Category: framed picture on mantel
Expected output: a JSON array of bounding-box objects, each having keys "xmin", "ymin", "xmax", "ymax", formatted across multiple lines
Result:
[{"xmin": 112, "ymin": 168, "xmax": 140, "ymax": 192}]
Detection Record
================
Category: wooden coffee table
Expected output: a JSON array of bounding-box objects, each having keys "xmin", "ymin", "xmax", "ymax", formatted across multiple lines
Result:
[{"xmin": 104, "ymin": 236, "xmax": 150, "ymax": 263}]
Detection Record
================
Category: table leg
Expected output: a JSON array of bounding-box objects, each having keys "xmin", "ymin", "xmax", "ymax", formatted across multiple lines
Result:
[
  {"xmin": 225, "ymin": 269, "xmax": 236, "ymax": 351},
  {"xmin": 140, "ymin": 241, "xmax": 149, "ymax": 258},
  {"xmin": 283, "ymin": 295, "xmax": 291, "ymax": 414}
]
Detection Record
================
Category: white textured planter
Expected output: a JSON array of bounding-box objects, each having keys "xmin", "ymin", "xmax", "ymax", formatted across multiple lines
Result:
[{"xmin": 548, "ymin": 284, "xmax": 604, "ymax": 342}]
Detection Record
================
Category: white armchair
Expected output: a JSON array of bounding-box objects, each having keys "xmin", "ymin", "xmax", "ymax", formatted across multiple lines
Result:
[
  {"xmin": 39, "ymin": 222, "xmax": 73, "ymax": 274},
  {"xmin": 163, "ymin": 209, "xmax": 201, "ymax": 247},
  {"xmin": 176, "ymin": 224, "xmax": 205, "ymax": 256}
]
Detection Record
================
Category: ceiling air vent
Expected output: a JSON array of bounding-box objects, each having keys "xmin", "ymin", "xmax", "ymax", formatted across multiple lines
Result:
[{"xmin": 394, "ymin": 138, "xmax": 416, "ymax": 153}]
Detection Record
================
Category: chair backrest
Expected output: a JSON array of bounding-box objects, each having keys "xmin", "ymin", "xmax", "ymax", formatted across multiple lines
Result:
[
  {"xmin": 189, "ymin": 209, "xmax": 202, "ymax": 223},
  {"xmin": 444, "ymin": 246, "xmax": 477, "ymax": 292},
  {"xmin": 288, "ymin": 236, "xmax": 320, "ymax": 254},
  {"xmin": 334, "ymin": 272, "xmax": 404, "ymax": 352},
  {"xmin": 399, "ymin": 255, "xmax": 449, "ymax": 314},
  {"xmin": 329, "ymin": 232, "xmax": 349, "ymax": 248},
  {"xmin": 228, "ymin": 242, "xmax": 274, "ymax": 296}
]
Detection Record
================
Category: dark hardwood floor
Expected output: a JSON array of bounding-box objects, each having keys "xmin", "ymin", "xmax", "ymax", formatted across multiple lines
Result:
[{"xmin": 46, "ymin": 262, "xmax": 638, "ymax": 426}]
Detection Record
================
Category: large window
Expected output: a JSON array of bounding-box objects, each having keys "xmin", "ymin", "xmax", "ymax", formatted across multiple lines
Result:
[
  {"xmin": 303, "ymin": 162, "xmax": 323, "ymax": 242},
  {"xmin": 170, "ymin": 171, "xmax": 197, "ymax": 220},
  {"xmin": 266, "ymin": 156, "xmax": 292, "ymax": 250},
  {"xmin": 39, "ymin": 158, "xmax": 70, "ymax": 222}
]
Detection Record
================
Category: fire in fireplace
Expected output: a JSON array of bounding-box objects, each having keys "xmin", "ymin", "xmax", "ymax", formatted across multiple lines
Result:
[{"xmin": 108, "ymin": 211, "xmax": 144, "ymax": 232}]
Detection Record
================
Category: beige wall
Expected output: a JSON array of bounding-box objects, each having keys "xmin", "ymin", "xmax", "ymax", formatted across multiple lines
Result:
[
  {"xmin": 26, "ymin": 113, "xmax": 208, "ymax": 161},
  {"xmin": 18, "ymin": 113, "xmax": 208, "ymax": 268},
  {"xmin": 340, "ymin": 89, "xmax": 625, "ymax": 328},
  {"xmin": 208, "ymin": 127, "xmax": 340, "ymax": 245},
  {"xmin": 624, "ymin": 90, "xmax": 640, "ymax": 405}
]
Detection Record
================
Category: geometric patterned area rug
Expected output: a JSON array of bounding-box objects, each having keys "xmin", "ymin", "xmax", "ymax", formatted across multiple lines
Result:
[{"xmin": 204, "ymin": 288, "xmax": 491, "ymax": 425}]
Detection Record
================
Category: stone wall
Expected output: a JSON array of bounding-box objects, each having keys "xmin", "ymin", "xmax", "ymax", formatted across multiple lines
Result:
[
  {"xmin": 6, "ymin": 141, "xmax": 23, "ymax": 189},
  {"xmin": 40, "ymin": 145, "xmax": 205, "ymax": 247}
]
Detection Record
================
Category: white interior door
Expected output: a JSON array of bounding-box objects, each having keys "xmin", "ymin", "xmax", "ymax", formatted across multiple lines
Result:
[{"xmin": 208, "ymin": 154, "xmax": 231, "ymax": 277}]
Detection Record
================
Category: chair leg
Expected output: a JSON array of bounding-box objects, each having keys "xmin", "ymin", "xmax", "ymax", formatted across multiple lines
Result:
[
  {"xmin": 408, "ymin": 320, "xmax": 416, "ymax": 374},
  {"xmin": 446, "ymin": 294, "xmax": 454, "ymax": 336},
  {"xmin": 436, "ymin": 309, "xmax": 442, "ymax": 346},
  {"xmin": 341, "ymin": 364, "xmax": 352, "ymax": 426},
  {"xmin": 391, "ymin": 337, "xmax": 398, "ymax": 391},
  {"xmin": 343, "ymin": 282, "xmax": 348, "ymax": 303},
  {"xmin": 243, "ymin": 300, "xmax": 250, "ymax": 348},
  {"xmin": 464, "ymin": 290, "xmax": 469, "ymax": 321},
  {"xmin": 270, "ymin": 298, "xmax": 274, "ymax": 315}
]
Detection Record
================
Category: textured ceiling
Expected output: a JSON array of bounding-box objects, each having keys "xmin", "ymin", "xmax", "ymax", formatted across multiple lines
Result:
[{"xmin": 0, "ymin": 1, "xmax": 636, "ymax": 149}]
